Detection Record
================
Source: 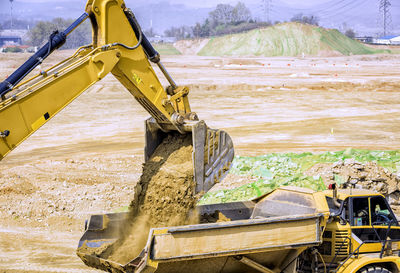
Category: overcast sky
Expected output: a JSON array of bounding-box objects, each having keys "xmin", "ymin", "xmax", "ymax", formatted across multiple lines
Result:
[
  {"xmin": 0, "ymin": 0, "xmax": 398, "ymax": 36},
  {"xmin": 0, "ymin": 0, "xmax": 333, "ymax": 8}
]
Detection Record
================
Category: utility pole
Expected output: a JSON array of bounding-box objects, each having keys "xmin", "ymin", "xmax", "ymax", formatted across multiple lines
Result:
[
  {"xmin": 9, "ymin": 0, "xmax": 14, "ymax": 29},
  {"xmin": 379, "ymin": 0, "xmax": 392, "ymax": 36},
  {"xmin": 261, "ymin": 0, "xmax": 272, "ymax": 23}
]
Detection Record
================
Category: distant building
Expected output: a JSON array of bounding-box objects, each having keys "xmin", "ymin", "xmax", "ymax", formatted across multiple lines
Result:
[
  {"xmin": 374, "ymin": 35, "xmax": 400, "ymax": 45},
  {"xmin": 149, "ymin": 36, "xmax": 177, "ymax": 43},
  {"xmin": 0, "ymin": 36, "xmax": 21, "ymax": 46},
  {"xmin": 391, "ymin": 36, "xmax": 400, "ymax": 45},
  {"xmin": 355, "ymin": 36, "xmax": 374, "ymax": 44}
]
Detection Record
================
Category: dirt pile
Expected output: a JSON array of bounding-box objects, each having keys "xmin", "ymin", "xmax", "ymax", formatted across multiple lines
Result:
[
  {"xmin": 174, "ymin": 38, "xmax": 210, "ymax": 55},
  {"xmin": 104, "ymin": 133, "xmax": 199, "ymax": 264},
  {"xmin": 196, "ymin": 22, "xmax": 390, "ymax": 57},
  {"xmin": 306, "ymin": 160, "xmax": 400, "ymax": 213},
  {"xmin": 153, "ymin": 43, "xmax": 182, "ymax": 55}
]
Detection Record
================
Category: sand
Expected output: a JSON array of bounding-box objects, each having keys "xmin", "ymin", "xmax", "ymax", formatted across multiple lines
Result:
[{"xmin": 105, "ymin": 133, "xmax": 198, "ymax": 264}]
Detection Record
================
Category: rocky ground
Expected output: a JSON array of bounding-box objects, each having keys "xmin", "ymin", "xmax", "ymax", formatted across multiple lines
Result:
[{"xmin": 306, "ymin": 160, "xmax": 400, "ymax": 214}]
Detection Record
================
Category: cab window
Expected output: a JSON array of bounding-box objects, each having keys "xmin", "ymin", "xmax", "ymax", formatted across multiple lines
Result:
[
  {"xmin": 352, "ymin": 197, "xmax": 370, "ymax": 226},
  {"xmin": 370, "ymin": 196, "xmax": 397, "ymax": 226}
]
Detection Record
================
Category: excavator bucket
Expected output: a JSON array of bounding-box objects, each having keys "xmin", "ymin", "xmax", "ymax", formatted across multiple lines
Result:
[{"xmin": 144, "ymin": 118, "xmax": 234, "ymax": 193}]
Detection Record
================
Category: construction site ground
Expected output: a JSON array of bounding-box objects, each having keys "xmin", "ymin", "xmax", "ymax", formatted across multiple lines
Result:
[{"xmin": 1, "ymin": 51, "xmax": 400, "ymax": 272}]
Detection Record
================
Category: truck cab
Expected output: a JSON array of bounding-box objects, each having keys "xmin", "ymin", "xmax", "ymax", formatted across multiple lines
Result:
[{"xmin": 318, "ymin": 189, "xmax": 400, "ymax": 272}]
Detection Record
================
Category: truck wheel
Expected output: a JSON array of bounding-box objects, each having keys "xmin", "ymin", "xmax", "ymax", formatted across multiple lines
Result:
[{"xmin": 359, "ymin": 266, "xmax": 391, "ymax": 273}]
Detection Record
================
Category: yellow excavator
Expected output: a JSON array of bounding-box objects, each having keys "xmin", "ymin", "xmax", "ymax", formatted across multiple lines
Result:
[{"xmin": 0, "ymin": 0, "xmax": 234, "ymax": 194}]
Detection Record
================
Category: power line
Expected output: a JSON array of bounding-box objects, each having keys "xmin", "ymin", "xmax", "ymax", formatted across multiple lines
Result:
[
  {"xmin": 260, "ymin": 0, "xmax": 272, "ymax": 22},
  {"xmin": 9, "ymin": 0, "xmax": 14, "ymax": 29},
  {"xmin": 317, "ymin": 0, "xmax": 366, "ymax": 19},
  {"xmin": 278, "ymin": 0, "xmax": 347, "ymax": 13},
  {"xmin": 379, "ymin": 0, "xmax": 392, "ymax": 36},
  {"xmin": 274, "ymin": 0, "xmax": 354, "ymax": 16}
]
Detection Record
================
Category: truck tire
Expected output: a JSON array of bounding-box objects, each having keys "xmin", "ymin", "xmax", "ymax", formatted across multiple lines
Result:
[{"xmin": 359, "ymin": 266, "xmax": 391, "ymax": 273}]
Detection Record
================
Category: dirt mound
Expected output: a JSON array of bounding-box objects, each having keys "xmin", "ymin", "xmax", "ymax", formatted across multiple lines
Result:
[
  {"xmin": 105, "ymin": 133, "xmax": 198, "ymax": 264},
  {"xmin": 153, "ymin": 43, "xmax": 182, "ymax": 55},
  {"xmin": 306, "ymin": 160, "xmax": 400, "ymax": 213},
  {"xmin": 174, "ymin": 38, "xmax": 210, "ymax": 55},
  {"xmin": 197, "ymin": 22, "xmax": 390, "ymax": 57}
]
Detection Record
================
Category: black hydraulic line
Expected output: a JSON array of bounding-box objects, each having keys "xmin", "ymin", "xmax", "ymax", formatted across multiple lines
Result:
[
  {"xmin": 141, "ymin": 33, "xmax": 160, "ymax": 63},
  {"xmin": 123, "ymin": 8, "xmax": 176, "ymax": 89},
  {"xmin": 140, "ymin": 31, "xmax": 177, "ymax": 89},
  {"xmin": 328, "ymin": 236, "xmax": 351, "ymax": 269},
  {"xmin": 380, "ymin": 221, "xmax": 393, "ymax": 258},
  {"xmin": 0, "ymin": 12, "xmax": 89, "ymax": 99},
  {"xmin": 111, "ymin": 9, "xmax": 142, "ymax": 50}
]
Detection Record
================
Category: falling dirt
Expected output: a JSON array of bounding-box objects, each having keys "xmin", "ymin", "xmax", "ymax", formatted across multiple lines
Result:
[{"xmin": 104, "ymin": 133, "xmax": 199, "ymax": 264}]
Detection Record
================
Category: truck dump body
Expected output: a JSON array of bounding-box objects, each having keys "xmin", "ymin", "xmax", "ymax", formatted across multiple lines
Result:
[{"xmin": 77, "ymin": 187, "xmax": 328, "ymax": 273}]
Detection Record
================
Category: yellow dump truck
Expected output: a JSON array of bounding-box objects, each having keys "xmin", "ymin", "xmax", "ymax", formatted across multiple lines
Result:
[{"xmin": 77, "ymin": 185, "xmax": 400, "ymax": 273}]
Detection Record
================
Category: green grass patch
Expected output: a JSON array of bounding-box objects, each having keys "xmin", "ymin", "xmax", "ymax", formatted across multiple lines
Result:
[
  {"xmin": 153, "ymin": 43, "xmax": 181, "ymax": 55},
  {"xmin": 199, "ymin": 149, "xmax": 400, "ymax": 205}
]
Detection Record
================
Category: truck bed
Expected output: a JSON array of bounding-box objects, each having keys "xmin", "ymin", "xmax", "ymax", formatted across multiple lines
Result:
[{"xmin": 78, "ymin": 212, "xmax": 323, "ymax": 272}]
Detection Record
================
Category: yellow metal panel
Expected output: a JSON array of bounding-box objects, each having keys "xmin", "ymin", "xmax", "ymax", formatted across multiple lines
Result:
[
  {"xmin": 0, "ymin": 0, "xmax": 193, "ymax": 161},
  {"xmin": 31, "ymin": 115, "xmax": 47, "ymax": 131},
  {"xmin": 152, "ymin": 218, "xmax": 319, "ymax": 261},
  {"xmin": 0, "ymin": 103, "xmax": 30, "ymax": 159},
  {"xmin": 337, "ymin": 255, "xmax": 400, "ymax": 273},
  {"xmin": 0, "ymin": 49, "xmax": 120, "ymax": 159}
]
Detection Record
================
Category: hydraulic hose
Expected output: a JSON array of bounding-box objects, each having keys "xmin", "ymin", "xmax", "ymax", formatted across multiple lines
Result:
[{"xmin": 0, "ymin": 12, "xmax": 89, "ymax": 99}]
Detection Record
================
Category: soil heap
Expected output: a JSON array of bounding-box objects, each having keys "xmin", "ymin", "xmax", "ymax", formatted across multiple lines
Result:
[
  {"xmin": 306, "ymin": 159, "xmax": 400, "ymax": 213},
  {"xmin": 104, "ymin": 133, "xmax": 199, "ymax": 264},
  {"xmin": 197, "ymin": 22, "xmax": 389, "ymax": 57}
]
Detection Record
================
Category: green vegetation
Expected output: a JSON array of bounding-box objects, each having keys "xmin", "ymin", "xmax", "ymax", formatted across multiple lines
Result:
[
  {"xmin": 3, "ymin": 47, "xmax": 23, "ymax": 53},
  {"xmin": 199, "ymin": 149, "xmax": 400, "ymax": 205},
  {"xmin": 317, "ymin": 28, "xmax": 384, "ymax": 55},
  {"xmin": 153, "ymin": 43, "xmax": 181, "ymax": 55},
  {"xmin": 198, "ymin": 22, "xmax": 390, "ymax": 57}
]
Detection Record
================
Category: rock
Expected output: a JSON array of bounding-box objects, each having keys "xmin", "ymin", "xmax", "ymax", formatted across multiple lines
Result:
[
  {"xmin": 375, "ymin": 182, "xmax": 385, "ymax": 192},
  {"xmin": 372, "ymin": 178, "xmax": 385, "ymax": 182},
  {"xmin": 344, "ymin": 158, "xmax": 356, "ymax": 165},
  {"xmin": 332, "ymin": 161, "xmax": 343, "ymax": 168},
  {"xmin": 349, "ymin": 179, "xmax": 358, "ymax": 185}
]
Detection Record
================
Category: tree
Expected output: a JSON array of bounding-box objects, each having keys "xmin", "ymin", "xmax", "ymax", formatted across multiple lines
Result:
[
  {"xmin": 345, "ymin": 29, "xmax": 356, "ymax": 39},
  {"xmin": 232, "ymin": 2, "xmax": 251, "ymax": 24},
  {"xmin": 164, "ymin": 26, "xmax": 191, "ymax": 39},
  {"xmin": 29, "ymin": 18, "xmax": 91, "ymax": 49},
  {"xmin": 1, "ymin": 19, "xmax": 32, "ymax": 30},
  {"xmin": 174, "ymin": 2, "xmax": 254, "ymax": 39},
  {"xmin": 29, "ymin": 21, "xmax": 56, "ymax": 47},
  {"xmin": 144, "ymin": 28, "xmax": 157, "ymax": 38},
  {"xmin": 291, "ymin": 13, "xmax": 319, "ymax": 26},
  {"xmin": 209, "ymin": 4, "xmax": 235, "ymax": 25},
  {"xmin": 192, "ymin": 19, "xmax": 211, "ymax": 38}
]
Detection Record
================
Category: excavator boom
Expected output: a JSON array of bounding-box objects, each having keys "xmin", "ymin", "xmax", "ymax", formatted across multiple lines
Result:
[{"xmin": 0, "ymin": 0, "xmax": 234, "ymax": 193}]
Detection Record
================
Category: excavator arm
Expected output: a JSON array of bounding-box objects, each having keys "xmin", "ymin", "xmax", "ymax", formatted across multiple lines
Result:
[{"xmin": 0, "ymin": 0, "xmax": 234, "ymax": 193}]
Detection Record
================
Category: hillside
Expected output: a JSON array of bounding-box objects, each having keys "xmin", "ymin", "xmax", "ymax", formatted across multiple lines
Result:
[
  {"xmin": 153, "ymin": 43, "xmax": 181, "ymax": 55},
  {"xmin": 197, "ymin": 22, "xmax": 389, "ymax": 57}
]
